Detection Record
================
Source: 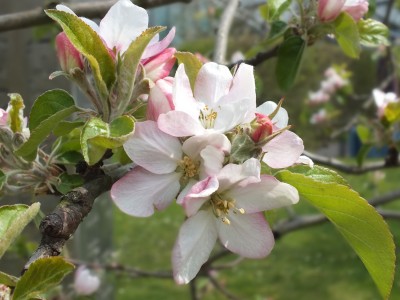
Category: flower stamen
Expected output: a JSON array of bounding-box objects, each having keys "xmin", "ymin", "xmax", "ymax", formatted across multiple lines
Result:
[{"xmin": 210, "ymin": 193, "xmax": 245, "ymax": 225}]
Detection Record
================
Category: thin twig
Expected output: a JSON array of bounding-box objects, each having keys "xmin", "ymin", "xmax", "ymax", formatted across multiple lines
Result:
[
  {"xmin": 0, "ymin": 0, "xmax": 191, "ymax": 33},
  {"xmin": 190, "ymin": 278, "xmax": 200, "ymax": 300},
  {"xmin": 214, "ymin": 0, "xmax": 240, "ymax": 63},
  {"xmin": 227, "ymin": 46, "xmax": 279, "ymax": 69},
  {"xmin": 207, "ymin": 273, "xmax": 241, "ymax": 300}
]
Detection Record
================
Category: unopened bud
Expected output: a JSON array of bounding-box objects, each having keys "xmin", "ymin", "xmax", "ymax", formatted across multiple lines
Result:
[
  {"xmin": 56, "ymin": 32, "xmax": 84, "ymax": 73},
  {"xmin": 12, "ymin": 133, "xmax": 26, "ymax": 148},
  {"xmin": 250, "ymin": 113, "xmax": 274, "ymax": 143},
  {"xmin": 74, "ymin": 266, "xmax": 101, "ymax": 296},
  {"xmin": 0, "ymin": 127, "xmax": 13, "ymax": 144}
]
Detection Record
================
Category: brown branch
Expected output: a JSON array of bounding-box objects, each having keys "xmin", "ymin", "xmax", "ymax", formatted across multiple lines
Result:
[
  {"xmin": 207, "ymin": 273, "xmax": 241, "ymax": 300},
  {"xmin": 227, "ymin": 46, "xmax": 279, "ymax": 69},
  {"xmin": 23, "ymin": 176, "xmax": 112, "ymax": 272},
  {"xmin": 303, "ymin": 150, "xmax": 399, "ymax": 174},
  {"xmin": 0, "ymin": 0, "xmax": 191, "ymax": 33}
]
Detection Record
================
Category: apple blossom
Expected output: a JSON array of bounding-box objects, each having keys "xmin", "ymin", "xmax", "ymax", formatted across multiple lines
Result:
[
  {"xmin": 343, "ymin": 0, "xmax": 369, "ymax": 21},
  {"xmin": 256, "ymin": 101, "xmax": 304, "ymax": 168},
  {"xmin": 143, "ymin": 48, "xmax": 176, "ymax": 83},
  {"xmin": 310, "ymin": 108, "xmax": 328, "ymax": 124},
  {"xmin": 0, "ymin": 109, "xmax": 8, "ymax": 126},
  {"xmin": 173, "ymin": 158, "xmax": 299, "ymax": 284},
  {"xmin": 74, "ymin": 266, "xmax": 101, "ymax": 296},
  {"xmin": 373, "ymin": 89, "xmax": 398, "ymax": 119},
  {"xmin": 158, "ymin": 62, "xmax": 256, "ymax": 137},
  {"xmin": 111, "ymin": 121, "xmax": 231, "ymax": 217},
  {"xmin": 308, "ymin": 90, "xmax": 330, "ymax": 105}
]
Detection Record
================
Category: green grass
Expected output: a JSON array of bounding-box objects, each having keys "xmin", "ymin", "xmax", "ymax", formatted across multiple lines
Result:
[{"xmin": 112, "ymin": 165, "xmax": 400, "ymax": 299}]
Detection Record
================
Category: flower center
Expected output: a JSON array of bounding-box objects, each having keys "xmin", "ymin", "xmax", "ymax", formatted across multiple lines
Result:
[
  {"xmin": 199, "ymin": 105, "xmax": 218, "ymax": 129},
  {"xmin": 209, "ymin": 193, "xmax": 245, "ymax": 225},
  {"xmin": 179, "ymin": 156, "xmax": 200, "ymax": 179}
]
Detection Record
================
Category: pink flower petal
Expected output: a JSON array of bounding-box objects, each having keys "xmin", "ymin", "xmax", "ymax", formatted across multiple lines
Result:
[
  {"xmin": 217, "ymin": 212, "xmax": 274, "ymax": 258},
  {"xmin": 172, "ymin": 211, "xmax": 218, "ymax": 284},
  {"xmin": 146, "ymin": 77, "xmax": 174, "ymax": 121},
  {"xmin": 158, "ymin": 111, "xmax": 205, "ymax": 137},
  {"xmin": 262, "ymin": 130, "xmax": 304, "ymax": 169},
  {"xmin": 142, "ymin": 27, "xmax": 176, "ymax": 60},
  {"xmin": 144, "ymin": 48, "xmax": 176, "ymax": 82},
  {"xmin": 123, "ymin": 121, "xmax": 182, "ymax": 174},
  {"xmin": 111, "ymin": 167, "xmax": 181, "ymax": 217},
  {"xmin": 228, "ymin": 175, "xmax": 299, "ymax": 214},
  {"xmin": 318, "ymin": 0, "xmax": 345, "ymax": 22},
  {"xmin": 99, "ymin": 0, "xmax": 148, "ymax": 54},
  {"xmin": 194, "ymin": 62, "xmax": 233, "ymax": 107},
  {"xmin": 183, "ymin": 176, "xmax": 219, "ymax": 217}
]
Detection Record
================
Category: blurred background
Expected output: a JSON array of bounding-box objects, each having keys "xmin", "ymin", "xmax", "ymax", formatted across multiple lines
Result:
[{"xmin": 1, "ymin": 0, "xmax": 400, "ymax": 299}]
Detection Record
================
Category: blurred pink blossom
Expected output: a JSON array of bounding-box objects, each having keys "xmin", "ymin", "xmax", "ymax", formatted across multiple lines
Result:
[
  {"xmin": 318, "ymin": 0, "xmax": 368, "ymax": 22},
  {"xmin": 74, "ymin": 266, "xmax": 100, "ymax": 296}
]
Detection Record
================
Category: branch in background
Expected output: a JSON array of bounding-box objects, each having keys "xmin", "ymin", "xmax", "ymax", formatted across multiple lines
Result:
[
  {"xmin": 213, "ymin": 0, "xmax": 240, "ymax": 64},
  {"xmin": 207, "ymin": 273, "xmax": 241, "ymax": 300},
  {"xmin": 0, "ymin": 0, "xmax": 191, "ymax": 33},
  {"xmin": 23, "ymin": 176, "xmax": 112, "ymax": 272},
  {"xmin": 227, "ymin": 46, "xmax": 279, "ymax": 69},
  {"xmin": 303, "ymin": 150, "xmax": 399, "ymax": 174}
]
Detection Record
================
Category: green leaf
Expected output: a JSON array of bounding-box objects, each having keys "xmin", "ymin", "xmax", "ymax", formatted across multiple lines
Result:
[
  {"xmin": 259, "ymin": 0, "xmax": 292, "ymax": 21},
  {"xmin": 15, "ymin": 90, "xmax": 79, "ymax": 161},
  {"xmin": 45, "ymin": 10, "xmax": 115, "ymax": 98},
  {"xmin": 81, "ymin": 116, "xmax": 135, "ymax": 165},
  {"xmin": 358, "ymin": 19, "xmax": 389, "ymax": 47},
  {"xmin": 356, "ymin": 125, "xmax": 372, "ymax": 143},
  {"xmin": 0, "ymin": 271, "xmax": 18, "ymax": 287},
  {"xmin": 174, "ymin": 52, "xmax": 203, "ymax": 90},
  {"xmin": 56, "ymin": 173, "xmax": 84, "ymax": 194},
  {"xmin": 276, "ymin": 36, "xmax": 306, "ymax": 91},
  {"xmin": 13, "ymin": 257, "xmax": 74, "ymax": 300},
  {"xmin": 276, "ymin": 170, "xmax": 395, "ymax": 299},
  {"xmin": 53, "ymin": 121, "xmax": 84, "ymax": 137},
  {"xmin": 357, "ymin": 144, "xmax": 372, "ymax": 167},
  {"xmin": 0, "ymin": 203, "xmax": 40, "ymax": 259},
  {"xmin": 6, "ymin": 93, "xmax": 25, "ymax": 133},
  {"xmin": 116, "ymin": 26, "xmax": 165, "ymax": 116},
  {"xmin": 333, "ymin": 12, "xmax": 361, "ymax": 58},
  {"xmin": 55, "ymin": 151, "xmax": 83, "ymax": 165},
  {"xmin": 282, "ymin": 165, "xmax": 350, "ymax": 186}
]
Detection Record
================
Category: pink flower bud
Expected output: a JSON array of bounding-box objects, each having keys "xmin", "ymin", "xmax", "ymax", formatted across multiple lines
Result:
[
  {"xmin": 343, "ymin": 0, "xmax": 369, "ymax": 21},
  {"xmin": 143, "ymin": 48, "xmax": 176, "ymax": 82},
  {"xmin": 55, "ymin": 32, "xmax": 84, "ymax": 72},
  {"xmin": 0, "ymin": 109, "xmax": 8, "ymax": 126},
  {"xmin": 318, "ymin": 0, "xmax": 346, "ymax": 22},
  {"xmin": 251, "ymin": 113, "xmax": 274, "ymax": 143},
  {"xmin": 146, "ymin": 77, "xmax": 175, "ymax": 121},
  {"xmin": 74, "ymin": 266, "xmax": 101, "ymax": 296}
]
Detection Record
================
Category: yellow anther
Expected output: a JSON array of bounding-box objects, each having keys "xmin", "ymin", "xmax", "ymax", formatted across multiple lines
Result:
[{"xmin": 221, "ymin": 217, "xmax": 231, "ymax": 225}]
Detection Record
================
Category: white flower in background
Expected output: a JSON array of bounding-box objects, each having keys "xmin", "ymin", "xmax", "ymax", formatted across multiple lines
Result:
[
  {"xmin": 310, "ymin": 109, "xmax": 328, "ymax": 124},
  {"xmin": 74, "ymin": 266, "xmax": 101, "ymax": 296},
  {"xmin": 373, "ymin": 89, "xmax": 398, "ymax": 119}
]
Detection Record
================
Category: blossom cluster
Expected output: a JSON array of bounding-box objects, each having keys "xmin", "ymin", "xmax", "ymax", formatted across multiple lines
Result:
[
  {"xmin": 111, "ymin": 61, "xmax": 310, "ymax": 283},
  {"xmin": 51, "ymin": 0, "xmax": 311, "ymax": 285}
]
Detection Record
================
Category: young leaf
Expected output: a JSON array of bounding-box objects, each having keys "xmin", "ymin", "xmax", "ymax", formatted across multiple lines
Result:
[
  {"xmin": 276, "ymin": 35, "xmax": 306, "ymax": 91},
  {"xmin": 276, "ymin": 169, "xmax": 395, "ymax": 300},
  {"xmin": 0, "ymin": 271, "xmax": 18, "ymax": 287},
  {"xmin": 56, "ymin": 173, "xmax": 84, "ymax": 194},
  {"xmin": 12, "ymin": 257, "xmax": 74, "ymax": 300},
  {"xmin": 81, "ymin": 116, "xmax": 135, "ymax": 165},
  {"xmin": 6, "ymin": 93, "xmax": 25, "ymax": 133},
  {"xmin": 115, "ymin": 26, "xmax": 165, "ymax": 116},
  {"xmin": 384, "ymin": 102, "xmax": 400, "ymax": 123},
  {"xmin": 174, "ymin": 52, "xmax": 203, "ymax": 90},
  {"xmin": 333, "ymin": 12, "xmax": 361, "ymax": 58},
  {"xmin": 358, "ymin": 19, "xmax": 389, "ymax": 47},
  {"xmin": 53, "ymin": 121, "xmax": 85, "ymax": 137},
  {"xmin": 45, "ymin": 10, "xmax": 115, "ymax": 98},
  {"xmin": 15, "ymin": 90, "xmax": 79, "ymax": 161},
  {"xmin": 0, "ymin": 203, "xmax": 41, "ymax": 259},
  {"xmin": 259, "ymin": 0, "xmax": 292, "ymax": 21},
  {"xmin": 282, "ymin": 165, "xmax": 350, "ymax": 186}
]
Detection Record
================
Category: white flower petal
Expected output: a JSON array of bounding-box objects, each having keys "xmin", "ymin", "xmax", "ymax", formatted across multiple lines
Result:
[
  {"xmin": 99, "ymin": 0, "xmax": 148, "ymax": 53},
  {"xmin": 229, "ymin": 175, "xmax": 299, "ymax": 213},
  {"xmin": 172, "ymin": 211, "xmax": 218, "ymax": 284},
  {"xmin": 262, "ymin": 130, "xmax": 304, "ymax": 169},
  {"xmin": 158, "ymin": 111, "xmax": 206, "ymax": 137},
  {"xmin": 218, "ymin": 63, "xmax": 256, "ymax": 123},
  {"xmin": 177, "ymin": 179, "xmax": 197, "ymax": 205},
  {"xmin": 173, "ymin": 64, "xmax": 199, "ymax": 119},
  {"xmin": 217, "ymin": 212, "xmax": 274, "ymax": 258},
  {"xmin": 123, "ymin": 121, "xmax": 182, "ymax": 174},
  {"xmin": 256, "ymin": 101, "xmax": 288, "ymax": 128},
  {"xmin": 217, "ymin": 158, "xmax": 261, "ymax": 192},
  {"xmin": 200, "ymin": 146, "xmax": 226, "ymax": 178},
  {"xmin": 111, "ymin": 167, "xmax": 181, "ymax": 217},
  {"xmin": 194, "ymin": 62, "xmax": 233, "ymax": 107},
  {"xmin": 296, "ymin": 155, "xmax": 314, "ymax": 168},
  {"xmin": 182, "ymin": 133, "xmax": 231, "ymax": 159}
]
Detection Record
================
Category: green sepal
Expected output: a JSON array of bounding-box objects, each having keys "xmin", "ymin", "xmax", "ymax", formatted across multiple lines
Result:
[{"xmin": 174, "ymin": 52, "xmax": 203, "ymax": 90}]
